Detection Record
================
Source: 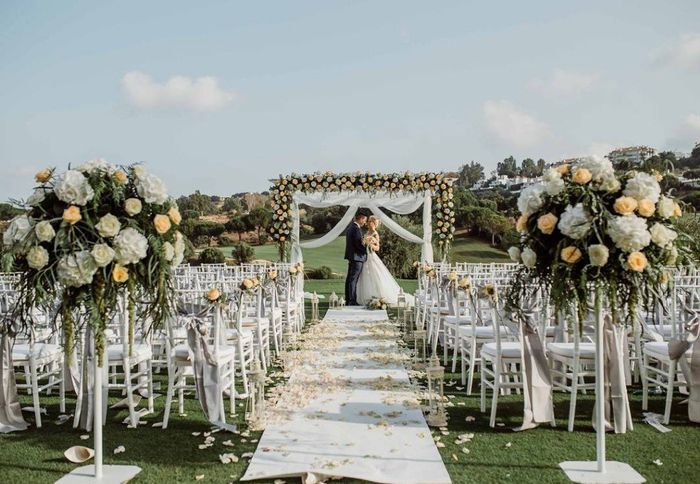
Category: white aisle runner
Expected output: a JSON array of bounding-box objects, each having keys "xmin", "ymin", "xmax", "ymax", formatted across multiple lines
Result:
[{"xmin": 242, "ymin": 308, "xmax": 451, "ymax": 484}]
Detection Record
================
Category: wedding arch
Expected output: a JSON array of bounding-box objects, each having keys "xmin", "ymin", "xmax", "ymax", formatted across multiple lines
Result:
[{"xmin": 268, "ymin": 171, "xmax": 456, "ymax": 264}]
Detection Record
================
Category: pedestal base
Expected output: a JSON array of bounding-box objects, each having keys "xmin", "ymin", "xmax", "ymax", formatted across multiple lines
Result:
[
  {"xmin": 559, "ymin": 461, "xmax": 645, "ymax": 483},
  {"xmin": 56, "ymin": 465, "xmax": 142, "ymax": 484}
]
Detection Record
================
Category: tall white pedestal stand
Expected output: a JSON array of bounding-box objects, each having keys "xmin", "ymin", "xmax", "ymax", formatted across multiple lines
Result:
[
  {"xmin": 559, "ymin": 288, "xmax": 645, "ymax": 483},
  {"xmin": 56, "ymin": 349, "xmax": 141, "ymax": 483}
]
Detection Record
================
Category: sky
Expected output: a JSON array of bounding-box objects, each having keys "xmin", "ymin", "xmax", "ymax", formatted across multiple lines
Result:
[{"xmin": 1, "ymin": 0, "xmax": 699, "ymax": 200}]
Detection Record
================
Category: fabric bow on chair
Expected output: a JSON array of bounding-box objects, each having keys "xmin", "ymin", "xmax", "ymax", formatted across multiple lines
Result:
[{"xmin": 668, "ymin": 310, "xmax": 700, "ymax": 423}]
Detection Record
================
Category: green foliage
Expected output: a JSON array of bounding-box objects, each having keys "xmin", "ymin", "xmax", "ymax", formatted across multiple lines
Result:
[
  {"xmin": 674, "ymin": 213, "xmax": 700, "ymax": 263},
  {"xmin": 306, "ymin": 265, "xmax": 334, "ymax": 279},
  {"xmin": 199, "ymin": 247, "xmax": 226, "ymax": 264},
  {"xmin": 681, "ymin": 190, "xmax": 700, "ymax": 211},
  {"xmin": 225, "ymin": 215, "xmax": 251, "ymax": 240},
  {"xmin": 244, "ymin": 206, "xmax": 272, "ymax": 244},
  {"xmin": 218, "ymin": 234, "xmax": 237, "ymax": 246},
  {"xmin": 0, "ymin": 203, "xmax": 23, "ymax": 220},
  {"xmin": 378, "ymin": 215, "xmax": 421, "ymax": 279},
  {"xmin": 497, "ymin": 156, "xmax": 518, "ymax": 177},
  {"xmin": 176, "ymin": 191, "xmax": 217, "ymax": 215},
  {"xmin": 221, "ymin": 196, "xmax": 243, "ymax": 213},
  {"xmin": 456, "ymin": 161, "xmax": 484, "ymax": 188},
  {"xmin": 230, "ymin": 243, "xmax": 254, "ymax": 264}
]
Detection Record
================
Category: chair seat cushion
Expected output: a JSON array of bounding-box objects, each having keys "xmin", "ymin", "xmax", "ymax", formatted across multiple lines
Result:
[
  {"xmin": 224, "ymin": 328, "xmax": 254, "ymax": 341},
  {"xmin": 643, "ymin": 341, "xmax": 692, "ymax": 360},
  {"xmin": 458, "ymin": 326, "xmax": 511, "ymax": 338},
  {"xmin": 242, "ymin": 317, "xmax": 269, "ymax": 329},
  {"xmin": 482, "ymin": 342, "xmax": 521, "ymax": 358},
  {"xmin": 107, "ymin": 343, "xmax": 152, "ymax": 361},
  {"xmin": 12, "ymin": 343, "xmax": 62, "ymax": 362},
  {"xmin": 443, "ymin": 316, "xmax": 470, "ymax": 325},
  {"xmin": 546, "ymin": 342, "xmax": 596, "ymax": 358}
]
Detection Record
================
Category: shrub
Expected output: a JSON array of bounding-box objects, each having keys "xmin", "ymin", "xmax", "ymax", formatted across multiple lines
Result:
[
  {"xmin": 218, "ymin": 235, "xmax": 237, "ymax": 246},
  {"xmin": 193, "ymin": 235, "xmax": 210, "ymax": 247},
  {"xmin": 306, "ymin": 266, "xmax": 334, "ymax": 279},
  {"xmin": 231, "ymin": 243, "xmax": 255, "ymax": 265},
  {"xmin": 379, "ymin": 215, "xmax": 420, "ymax": 279},
  {"xmin": 199, "ymin": 247, "xmax": 226, "ymax": 264}
]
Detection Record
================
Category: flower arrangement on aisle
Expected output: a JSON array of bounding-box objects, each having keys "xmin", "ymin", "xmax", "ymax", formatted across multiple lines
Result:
[
  {"xmin": 505, "ymin": 156, "xmax": 691, "ymax": 321},
  {"xmin": 367, "ymin": 296, "xmax": 388, "ymax": 311},
  {"xmin": 1, "ymin": 159, "xmax": 184, "ymax": 362},
  {"xmin": 269, "ymin": 171, "xmax": 455, "ymax": 259}
]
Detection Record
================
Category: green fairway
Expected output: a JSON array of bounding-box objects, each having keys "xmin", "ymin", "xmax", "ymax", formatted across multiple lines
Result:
[{"xmin": 215, "ymin": 235, "xmax": 509, "ymax": 275}]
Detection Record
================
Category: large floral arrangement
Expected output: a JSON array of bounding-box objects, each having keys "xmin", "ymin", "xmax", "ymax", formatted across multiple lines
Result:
[
  {"xmin": 269, "ymin": 172, "xmax": 455, "ymax": 259},
  {"xmin": 506, "ymin": 156, "xmax": 691, "ymax": 320},
  {"xmin": 2, "ymin": 159, "xmax": 185, "ymax": 363}
]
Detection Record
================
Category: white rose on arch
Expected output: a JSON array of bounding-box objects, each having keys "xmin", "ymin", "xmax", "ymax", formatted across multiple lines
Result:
[
  {"xmin": 649, "ymin": 223, "xmax": 677, "ymax": 248},
  {"xmin": 542, "ymin": 168, "xmax": 565, "ymax": 196},
  {"xmin": 557, "ymin": 203, "xmax": 592, "ymax": 240},
  {"xmin": 113, "ymin": 228, "xmax": 148, "ymax": 265},
  {"xmin": 517, "ymin": 183, "xmax": 546, "ymax": 217},
  {"xmin": 27, "ymin": 246, "xmax": 49, "ymax": 270},
  {"xmin": 95, "ymin": 213, "xmax": 121, "ymax": 238},
  {"xmin": 136, "ymin": 174, "xmax": 168, "ymax": 205},
  {"xmin": 3, "ymin": 215, "xmax": 33, "ymax": 246},
  {"xmin": 521, "ymin": 247, "xmax": 537, "ymax": 268},
  {"xmin": 607, "ymin": 214, "xmax": 651, "ymax": 252},
  {"xmin": 623, "ymin": 172, "xmax": 661, "ymax": 203},
  {"xmin": 57, "ymin": 250, "xmax": 98, "ymax": 287},
  {"xmin": 54, "ymin": 170, "xmax": 95, "ymax": 206}
]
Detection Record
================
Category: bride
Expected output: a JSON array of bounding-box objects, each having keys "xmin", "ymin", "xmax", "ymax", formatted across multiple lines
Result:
[{"xmin": 357, "ymin": 216, "xmax": 415, "ymax": 306}]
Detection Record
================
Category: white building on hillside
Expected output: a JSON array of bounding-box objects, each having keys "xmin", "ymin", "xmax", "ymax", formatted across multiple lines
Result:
[{"xmin": 607, "ymin": 146, "xmax": 656, "ymax": 166}]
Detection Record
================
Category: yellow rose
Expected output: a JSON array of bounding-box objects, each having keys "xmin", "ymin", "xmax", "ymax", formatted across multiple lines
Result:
[
  {"xmin": 572, "ymin": 168, "xmax": 592, "ymax": 184},
  {"xmin": 555, "ymin": 164, "xmax": 570, "ymax": 175},
  {"xmin": 672, "ymin": 202, "xmax": 682, "ymax": 218},
  {"xmin": 637, "ymin": 199, "xmax": 655, "ymax": 217},
  {"xmin": 560, "ymin": 246, "xmax": 582, "ymax": 264},
  {"xmin": 112, "ymin": 265, "xmax": 129, "ymax": 283},
  {"xmin": 659, "ymin": 271, "xmax": 670, "ymax": 285},
  {"xmin": 168, "ymin": 206, "xmax": 182, "ymax": 225},
  {"xmin": 536, "ymin": 213, "xmax": 558, "ymax": 235},
  {"xmin": 35, "ymin": 168, "xmax": 52, "ymax": 183},
  {"xmin": 62, "ymin": 206, "xmax": 82, "ymax": 225},
  {"xmin": 153, "ymin": 214, "xmax": 172, "ymax": 234},
  {"xmin": 516, "ymin": 215, "xmax": 528, "ymax": 233},
  {"xmin": 627, "ymin": 251, "xmax": 648, "ymax": 272},
  {"xmin": 206, "ymin": 288, "xmax": 221, "ymax": 301},
  {"xmin": 113, "ymin": 170, "xmax": 127, "ymax": 184},
  {"xmin": 613, "ymin": 196, "xmax": 638, "ymax": 215}
]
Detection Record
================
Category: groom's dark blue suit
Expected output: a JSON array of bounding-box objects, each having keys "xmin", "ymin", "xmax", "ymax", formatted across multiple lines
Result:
[{"xmin": 344, "ymin": 221, "xmax": 367, "ymax": 306}]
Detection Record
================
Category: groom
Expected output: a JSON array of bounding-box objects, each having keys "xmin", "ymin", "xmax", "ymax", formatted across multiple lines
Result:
[{"xmin": 344, "ymin": 212, "xmax": 367, "ymax": 306}]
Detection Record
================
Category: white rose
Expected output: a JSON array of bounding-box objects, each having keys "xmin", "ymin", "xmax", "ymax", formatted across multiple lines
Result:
[
  {"xmin": 136, "ymin": 174, "xmax": 168, "ymax": 204},
  {"xmin": 27, "ymin": 246, "xmax": 49, "ymax": 270},
  {"xmin": 163, "ymin": 241, "xmax": 175, "ymax": 261},
  {"xmin": 656, "ymin": 196, "xmax": 674, "ymax": 219},
  {"xmin": 3, "ymin": 215, "xmax": 32, "ymax": 246},
  {"xmin": 521, "ymin": 247, "xmax": 537, "ymax": 268},
  {"xmin": 576, "ymin": 156, "xmax": 615, "ymax": 185},
  {"xmin": 54, "ymin": 170, "xmax": 95, "ymax": 206},
  {"xmin": 623, "ymin": 171, "xmax": 661, "ymax": 203},
  {"xmin": 78, "ymin": 158, "xmax": 115, "ymax": 174},
  {"xmin": 598, "ymin": 174, "xmax": 621, "ymax": 193},
  {"xmin": 607, "ymin": 214, "xmax": 651, "ymax": 252},
  {"xmin": 587, "ymin": 244, "xmax": 609, "ymax": 267},
  {"xmin": 557, "ymin": 203, "xmax": 592, "ymax": 240},
  {"xmin": 517, "ymin": 183, "xmax": 546, "ymax": 217},
  {"xmin": 132, "ymin": 164, "xmax": 147, "ymax": 179},
  {"xmin": 95, "ymin": 213, "xmax": 121, "ymax": 238},
  {"xmin": 508, "ymin": 246, "xmax": 521, "ymax": 262},
  {"xmin": 113, "ymin": 228, "xmax": 148, "ymax": 265},
  {"xmin": 124, "ymin": 198, "xmax": 143, "ymax": 216},
  {"xmin": 172, "ymin": 232, "xmax": 185, "ymax": 266},
  {"xmin": 27, "ymin": 188, "xmax": 46, "ymax": 207},
  {"xmin": 543, "ymin": 168, "xmax": 565, "ymax": 196},
  {"xmin": 57, "ymin": 250, "xmax": 97, "ymax": 287},
  {"xmin": 34, "ymin": 221, "xmax": 55, "ymax": 242},
  {"xmin": 649, "ymin": 223, "xmax": 677, "ymax": 248},
  {"xmin": 91, "ymin": 243, "xmax": 115, "ymax": 267}
]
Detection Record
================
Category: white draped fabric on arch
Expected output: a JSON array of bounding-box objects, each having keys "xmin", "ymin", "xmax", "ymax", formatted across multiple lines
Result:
[{"xmin": 289, "ymin": 190, "xmax": 434, "ymax": 265}]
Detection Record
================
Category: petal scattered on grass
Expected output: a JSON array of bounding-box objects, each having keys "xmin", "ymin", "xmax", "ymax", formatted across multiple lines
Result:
[
  {"xmin": 195, "ymin": 475, "xmax": 204, "ymax": 481},
  {"xmin": 653, "ymin": 459, "xmax": 663, "ymax": 466},
  {"xmin": 113, "ymin": 445, "xmax": 126, "ymax": 455},
  {"xmin": 80, "ymin": 435, "xmax": 90, "ymax": 440}
]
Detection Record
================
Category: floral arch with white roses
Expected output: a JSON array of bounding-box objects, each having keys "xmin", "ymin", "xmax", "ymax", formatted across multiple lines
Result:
[{"xmin": 269, "ymin": 172, "xmax": 456, "ymax": 264}]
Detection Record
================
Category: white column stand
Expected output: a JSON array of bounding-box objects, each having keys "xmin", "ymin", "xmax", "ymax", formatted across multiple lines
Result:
[
  {"xmin": 559, "ymin": 287, "xmax": 645, "ymax": 484},
  {"xmin": 56, "ymin": 341, "xmax": 141, "ymax": 483}
]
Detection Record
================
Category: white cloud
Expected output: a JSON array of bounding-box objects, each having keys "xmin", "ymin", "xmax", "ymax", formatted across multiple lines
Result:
[
  {"xmin": 121, "ymin": 71, "xmax": 236, "ymax": 111},
  {"xmin": 482, "ymin": 100, "xmax": 550, "ymax": 149},
  {"xmin": 529, "ymin": 68, "xmax": 599, "ymax": 97},
  {"xmin": 653, "ymin": 33, "xmax": 700, "ymax": 70},
  {"xmin": 666, "ymin": 114, "xmax": 700, "ymax": 150}
]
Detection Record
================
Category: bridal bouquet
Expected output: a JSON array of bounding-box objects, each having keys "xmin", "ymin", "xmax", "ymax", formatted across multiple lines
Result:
[
  {"xmin": 367, "ymin": 297, "xmax": 388, "ymax": 310},
  {"xmin": 506, "ymin": 157, "xmax": 691, "ymax": 320},
  {"xmin": 1, "ymin": 160, "xmax": 184, "ymax": 363}
]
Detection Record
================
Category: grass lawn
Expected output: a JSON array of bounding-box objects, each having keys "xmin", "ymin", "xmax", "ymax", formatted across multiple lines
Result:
[
  {"xmin": 214, "ymin": 235, "xmax": 509, "ymax": 275},
  {"xmin": 3, "ymin": 282, "xmax": 697, "ymax": 484}
]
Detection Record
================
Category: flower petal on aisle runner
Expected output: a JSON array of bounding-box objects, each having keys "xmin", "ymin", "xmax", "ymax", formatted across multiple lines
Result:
[{"xmin": 241, "ymin": 308, "xmax": 451, "ymax": 483}]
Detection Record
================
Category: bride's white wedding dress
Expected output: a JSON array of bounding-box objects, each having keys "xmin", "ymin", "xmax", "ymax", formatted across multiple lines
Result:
[{"xmin": 357, "ymin": 231, "xmax": 415, "ymax": 306}]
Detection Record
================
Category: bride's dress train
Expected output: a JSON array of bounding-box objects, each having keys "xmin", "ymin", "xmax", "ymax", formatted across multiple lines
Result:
[{"xmin": 357, "ymin": 250, "xmax": 415, "ymax": 306}]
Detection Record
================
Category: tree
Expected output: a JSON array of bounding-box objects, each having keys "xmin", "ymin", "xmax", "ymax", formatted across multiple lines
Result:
[
  {"xmin": 379, "ymin": 215, "xmax": 421, "ymax": 278},
  {"xmin": 520, "ymin": 158, "xmax": 538, "ymax": 178},
  {"xmin": 225, "ymin": 216, "xmax": 250, "ymax": 241},
  {"xmin": 222, "ymin": 196, "xmax": 243, "ymax": 213},
  {"xmin": 176, "ymin": 191, "xmax": 216, "ymax": 215},
  {"xmin": 457, "ymin": 161, "xmax": 485, "ymax": 188},
  {"xmin": 0, "ymin": 203, "xmax": 23, "ymax": 221},
  {"xmin": 231, "ymin": 243, "xmax": 255, "ymax": 264},
  {"xmin": 244, "ymin": 207, "xmax": 272, "ymax": 244},
  {"xmin": 199, "ymin": 248, "xmax": 226, "ymax": 264},
  {"xmin": 497, "ymin": 156, "xmax": 518, "ymax": 177},
  {"xmin": 536, "ymin": 158, "xmax": 546, "ymax": 176}
]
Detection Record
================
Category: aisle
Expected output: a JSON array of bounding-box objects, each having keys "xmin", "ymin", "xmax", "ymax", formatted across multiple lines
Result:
[{"xmin": 241, "ymin": 308, "xmax": 451, "ymax": 484}]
